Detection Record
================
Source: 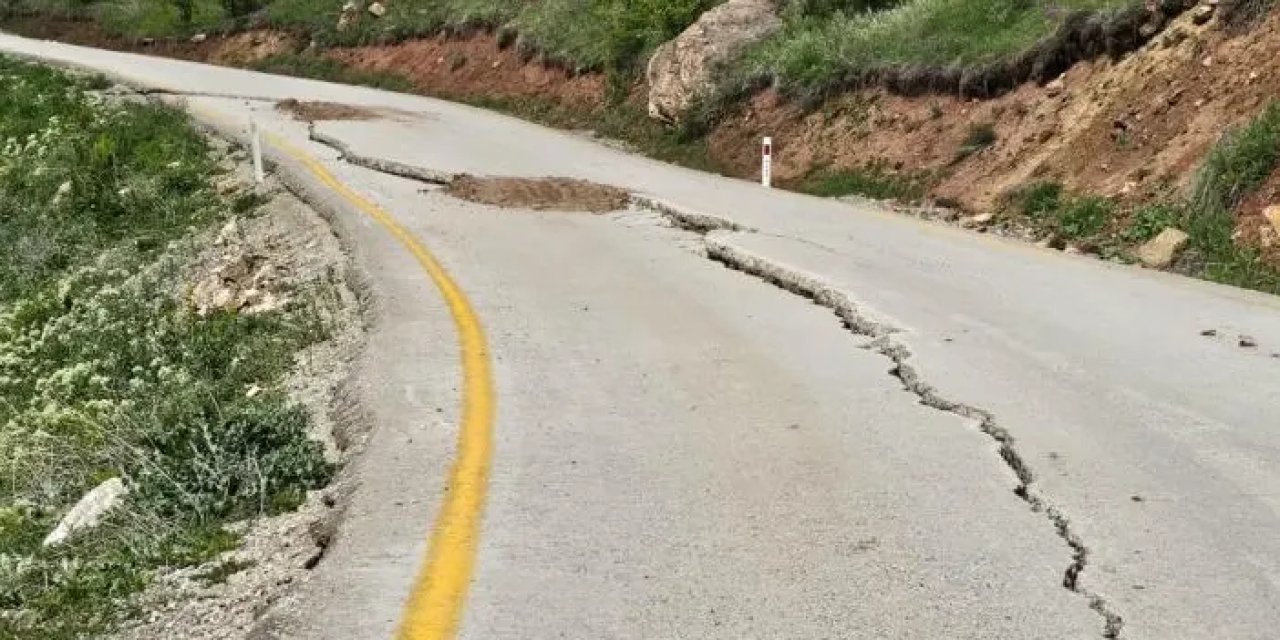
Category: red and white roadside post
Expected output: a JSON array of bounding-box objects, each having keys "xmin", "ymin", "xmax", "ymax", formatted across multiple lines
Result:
[{"xmin": 761, "ymin": 136, "xmax": 773, "ymax": 188}]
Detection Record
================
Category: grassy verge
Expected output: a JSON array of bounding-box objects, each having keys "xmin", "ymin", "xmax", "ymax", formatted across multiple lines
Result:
[
  {"xmin": 4, "ymin": 0, "xmax": 717, "ymax": 78},
  {"xmin": 1004, "ymin": 103, "xmax": 1280, "ymax": 293},
  {"xmin": 0, "ymin": 55, "xmax": 333, "ymax": 637},
  {"xmin": 791, "ymin": 162, "xmax": 934, "ymax": 200},
  {"xmin": 737, "ymin": 0, "xmax": 1146, "ymax": 102}
]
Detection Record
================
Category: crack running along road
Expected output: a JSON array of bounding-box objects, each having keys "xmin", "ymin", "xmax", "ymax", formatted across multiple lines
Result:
[{"xmin": 3, "ymin": 34, "xmax": 1280, "ymax": 640}]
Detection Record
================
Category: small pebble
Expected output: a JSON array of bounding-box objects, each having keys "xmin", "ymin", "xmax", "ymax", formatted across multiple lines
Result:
[{"xmin": 1239, "ymin": 335, "xmax": 1258, "ymax": 348}]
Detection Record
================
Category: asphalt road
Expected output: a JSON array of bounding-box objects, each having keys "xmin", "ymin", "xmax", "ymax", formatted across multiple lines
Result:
[{"xmin": 2, "ymin": 34, "xmax": 1279, "ymax": 640}]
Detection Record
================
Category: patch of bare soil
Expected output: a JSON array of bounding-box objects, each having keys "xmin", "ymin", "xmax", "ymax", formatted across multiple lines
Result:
[
  {"xmin": 707, "ymin": 9, "xmax": 1280, "ymax": 213},
  {"xmin": 326, "ymin": 33, "xmax": 606, "ymax": 108},
  {"xmin": 276, "ymin": 99, "xmax": 381, "ymax": 122},
  {"xmin": 446, "ymin": 175, "xmax": 631, "ymax": 212}
]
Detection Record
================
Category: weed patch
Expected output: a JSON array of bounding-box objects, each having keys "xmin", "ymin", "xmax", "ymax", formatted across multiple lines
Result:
[
  {"xmin": 0, "ymin": 55, "xmax": 334, "ymax": 637},
  {"xmin": 956, "ymin": 122, "xmax": 996, "ymax": 160},
  {"xmin": 794, "ymin": 163, "xmax": 933, "ymax": 200}
]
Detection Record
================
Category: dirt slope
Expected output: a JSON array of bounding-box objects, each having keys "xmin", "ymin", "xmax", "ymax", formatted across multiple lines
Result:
[
  {"xmin": 6, "ymin": 8, "xmax": 1276, "ymax": 239},
  {"xmin": 710, "ymin": 8, "xmax": 1279, "ymax": 216}
]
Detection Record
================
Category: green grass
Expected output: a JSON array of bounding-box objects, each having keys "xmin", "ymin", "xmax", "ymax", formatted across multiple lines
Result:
[
  {"xmin": 956, "ymin": 121, "xmax": 996, "ymax": 160},
  {"xmin": 251, "ymin": 53, "xmax": 416, "ymax": 92},
  {"xmin": 794, "ymin": 163, "xmax": 933, "ymax": 200},
  {"xmin": 265, "ymin": 0, "xmax": 716, "ymax": 75},
  {"xmin": 1002, "ymin": 102, "xmax": 1280, "ymax": 293},
  {"xmin": 1190, "ymin": 102, "xmax": 1280, "ymax": 214},
  {"xmin": 0, "ymin": 55, "xmax": 334, "ymax": 637},
  {"xmin": 741, "ymin": 0, "xmax": 1138, "ymax": 100}
]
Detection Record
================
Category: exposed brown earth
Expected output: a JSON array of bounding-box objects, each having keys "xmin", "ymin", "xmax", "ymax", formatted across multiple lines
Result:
[
  {"xmin": 446, "ymin": 175, "xmax": 631, "ymax": 212},
  {"xmin": 276, "ymin": 99, "xmax": 381, "ymax": 122},
  {"xmin": 327, "ymin": 33, "xmax": 607, "ymax": 109},
  {"xmin": 5, "ymin": 9, "xmax": 1278, "ymax": 247}
]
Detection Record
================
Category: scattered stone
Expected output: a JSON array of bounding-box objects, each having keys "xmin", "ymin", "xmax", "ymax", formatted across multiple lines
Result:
[
  {"xmin": 1045, "ymin": 76, "xmax": 1065, "ymax": 97},
  {"xmin": 191, "ymin": 251, "xmax": 290, "ymax": 316},
  {"xmin": 646, "ymin": 0, "xmax": 782, "ymax": 123},
  {"xmin": 1137, "ymin": 227, "xmax": 1190, "ymax": 268},
  {"xmin": 1192, "ymin": 4, "xmax": 1215, "ymax": 24},
  {"xmin": 1131, "ymin": 494, "xmax": 1144, "ymax": 502},
  {"xmin": 1201, "ymin": 56, "xmax": 1213, "ymax": 67},
  {"xmin": 1200, "ymin": 329, "xmax": 1218, "ymax": 337},
  {"xmin": 51, "ymin": 180, "xmax": 72, "ymax": 206},
  {"xmin": 43, "ymin": 478, "xmax": 128, "ymax": 547},
  {"xmin": 1064, "ymin": 245, "xmax": 1084, "ymax": 255},
  {"xmin": 1262, "ymin": 205, "xmax": 1280, "ymax": 235},
  {"xmin": 960, "ymin": 212, "xmax": 995, "ymax": 228},
  {"xmin": 367, "ymin": 1, "xmax": 386, "ymax": 17},
  {"xmin": 216, "ymin": 217, "xmax": 241, "ymax": 246},
  {"xmin": 190, "ymin": 33, "xmax": 207, "ymax": 44},
  {"xmin": 1239, "ymin": 335, "xmax": 1258, "ymax": 348}
]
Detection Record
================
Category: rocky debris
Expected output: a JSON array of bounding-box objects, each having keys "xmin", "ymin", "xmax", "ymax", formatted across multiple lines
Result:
[
  {"xmin": 337, "ymin": 1, "xmax": 358, "ymax": 31},
  {"xmin": 367, "ymin": 1, "xmax": 386, "ymax": 18},
  {"xmin": 215, "ymin": 216, "xmax": 242, "ymax": 246},
  {"xmin": 1200, "ymin": 329, "xmax": 1218, "ymax": 337},
  {"xmin": 1239, "ymin": 335, "xmax": 1258, "ymax": 348},
  {"xmin": 1263, "ymin": 205, "xmax": 1280, "ymax": 235},
  {"xmin": 43, "ymin": 478, "xmax": 127, "ymax": 547},
  {"xmin": 191, "ymin": 248, "xmax": 289, "ymax": 316},
  {"xmin": 1045, "ymin": 76, "xmax": 1066, "ymax": 97},
  {"xmin": 960, "ymin": 212, "xmax": 996, "ymax": 228},
  {"xmin": 190, "ymin": 33, "xmax": 207, "ymax": 44},
  {"xmin": 1137, "ymin": 227, "xmax": 1190, "ymax": 267},
  {"xmin": 1191, "ymin": 3, "xmax": 1215, "ymax": 24},
  {"xmin": 646, "ymin": 0, "xmax": 781, "ymax": 123}
]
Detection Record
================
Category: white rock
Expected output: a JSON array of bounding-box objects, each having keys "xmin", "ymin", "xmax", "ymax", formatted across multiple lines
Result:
[
  {"xmin": 191, "ymin": 33, "xmax": 208, "ymax": 44},
  {"xmin": 646, "ymin": 0, "xmax": 781, "ymax": 123},
  {"xmin": 960, "ymin": 213, "xmax": 995, "ymax": 228},
  {"xmin": 1263, "ymin": 205, "xmax": 1280, "ymax": 235},
  {"xmin": 215, "ymin": 217, "xmax": 241, "ymax": 246},
  {"xmin": 43, "ymin": 478, "xmax": 128, "ymax": 547},
  {"xmin": 1138, "ymin": 227, "xmax": 1191, "ymax": 268},
  {"xmin": 367, "ymin": 2, "xmax": 386, "ymax": 17}
]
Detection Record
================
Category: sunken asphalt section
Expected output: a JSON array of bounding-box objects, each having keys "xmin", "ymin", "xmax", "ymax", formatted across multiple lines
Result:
[{"xmin": 2, "ymin": 33, "xmax": 1280, "ymax": 640}]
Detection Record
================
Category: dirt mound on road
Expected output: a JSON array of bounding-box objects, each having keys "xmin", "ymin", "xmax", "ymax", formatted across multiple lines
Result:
[
  {"xmin": 276, "ymin": 99, "xmax": 380, "ymax": 122},
  {"xmin": 446, "ymin": 176, "xmax": 630, "ymax": 212}
]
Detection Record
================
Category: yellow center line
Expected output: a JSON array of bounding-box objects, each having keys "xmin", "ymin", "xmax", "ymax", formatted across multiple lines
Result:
[
  {"xmin": 273, "ymin": 137, "xmax": 496, "ymax": 640},
  {"xmin": 189, "ymin": 105, "xmax": 494, "ymax": 640}
]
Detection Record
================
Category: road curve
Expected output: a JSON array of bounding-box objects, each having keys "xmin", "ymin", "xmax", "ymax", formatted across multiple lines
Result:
[{"xmin": 2, "ymin": 34, "xmax": 1279, "ymax": 640}]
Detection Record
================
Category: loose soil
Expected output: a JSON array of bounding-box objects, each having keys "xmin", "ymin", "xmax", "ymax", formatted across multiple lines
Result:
[
  {"xmin": 446, "ymin": 175, "xmax": 631, "ymax": 212},
  {"xmin": 327, "ymin": 33, "xmax": 607, "ymax": 109},
  {"xmin": 276, "ymin": 99, "xmax": 381, "ymax": 122}
]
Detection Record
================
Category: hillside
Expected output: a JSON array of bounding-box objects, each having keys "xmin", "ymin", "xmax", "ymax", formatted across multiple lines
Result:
[{"xmin": 2, "ymin": 0, "xmax": 1278, "ymax": 293}]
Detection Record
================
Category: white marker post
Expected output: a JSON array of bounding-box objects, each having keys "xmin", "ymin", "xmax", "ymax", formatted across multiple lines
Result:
[
  {"xmin": 250, "ymin": 118, "xmax": 265, "ymax": 184},
  {"xmin": 761, "ymin": 136, "xmax": 773, "ymax": 188}
]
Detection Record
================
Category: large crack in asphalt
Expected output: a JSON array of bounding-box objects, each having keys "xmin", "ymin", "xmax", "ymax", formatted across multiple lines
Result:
[
  {"xmin": 699, "ymin": 237, "xmax": 1125, "ymax": 639},
  {"xmin": 286, "ymin": 129, "xmax": 1125, "ymax": 639}
]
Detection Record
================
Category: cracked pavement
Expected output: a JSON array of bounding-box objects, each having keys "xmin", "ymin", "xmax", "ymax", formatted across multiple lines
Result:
[{"xmin": 3, "ymin": 34, "xmax": 1280, "ymax": 640}]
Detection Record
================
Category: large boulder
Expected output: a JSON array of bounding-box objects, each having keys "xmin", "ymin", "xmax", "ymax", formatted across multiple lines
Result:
[
  {"xmin": 646, "ymin": 0, "xmax": 781, "ymax": 123},
  {"xmin": 1137, "ymin": 227, "xmax": 1190, "ymax": 268}
]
